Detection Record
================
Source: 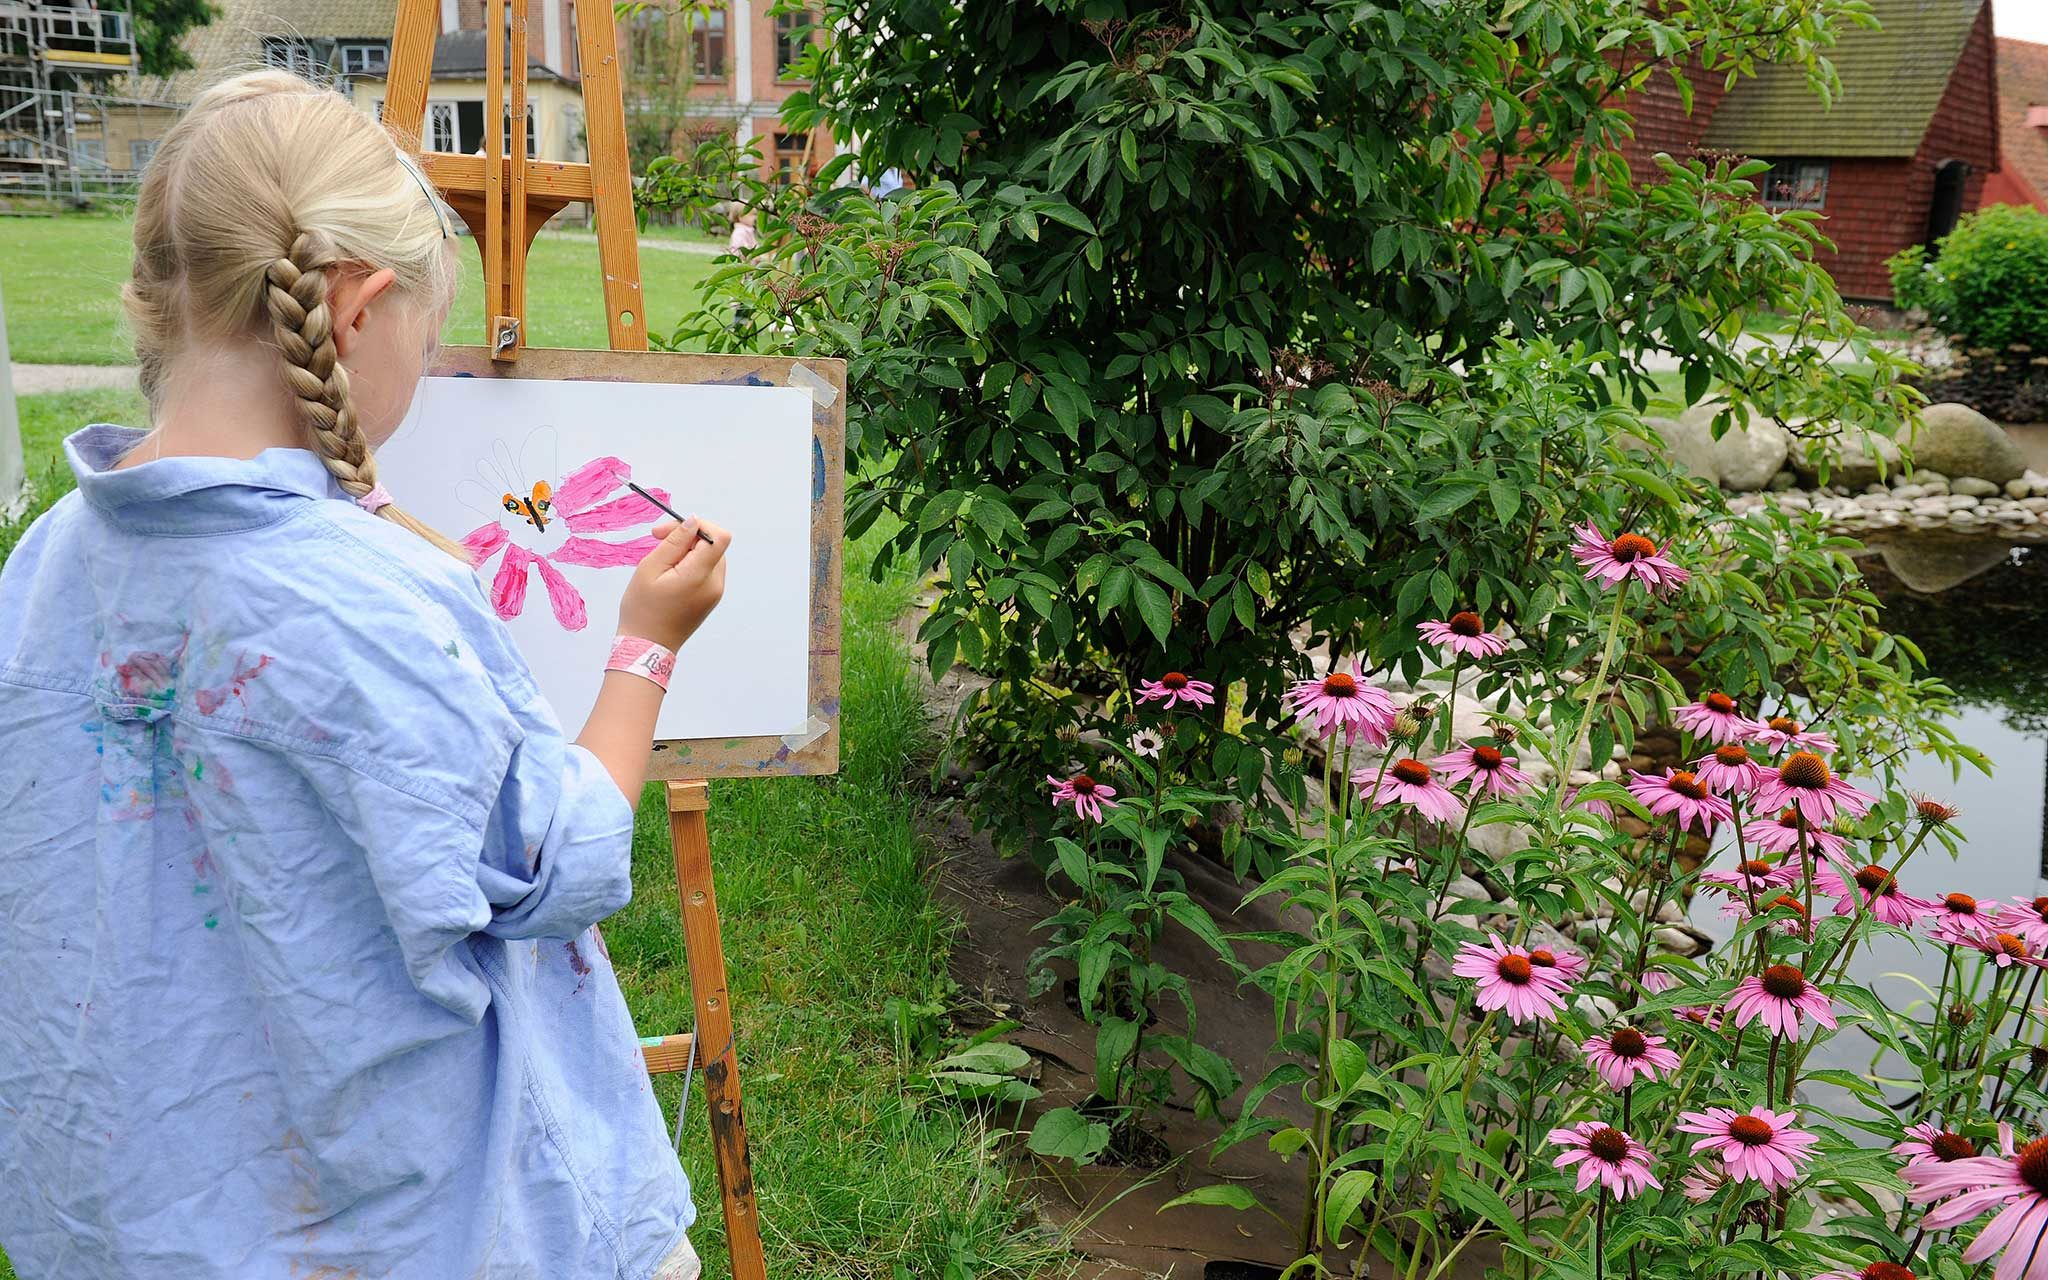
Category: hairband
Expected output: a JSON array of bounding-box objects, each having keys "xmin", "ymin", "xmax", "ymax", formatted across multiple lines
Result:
[
  {"xmin": 395, "ymin": 152, "xmax": 456, "ymax": 240},
  {"xmin": 356, "ymin": 483, "xmax": 395, "ymax": 513}
]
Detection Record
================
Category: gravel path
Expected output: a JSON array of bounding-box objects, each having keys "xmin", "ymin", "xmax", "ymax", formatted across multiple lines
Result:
[{"xmin": 11, "ymin": 363, "xmax": 138, "ymax": 395}]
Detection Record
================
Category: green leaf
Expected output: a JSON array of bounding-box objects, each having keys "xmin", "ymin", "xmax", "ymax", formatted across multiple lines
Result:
[
  {"xmin": 1324, "ymin": 1168, "xmax": 1377, "ymax": 1244},
  {"xmin": 1159, "ymin": 1183, "xmax": 1264, "ymax": 1214},
  {"xmin": 1132, "ymin": 575, "xmax": 1173, "ymax": 643},
  {"xmin": 1028, "ymin": 1107, "xmax": 1111, "ymax": 1163}
]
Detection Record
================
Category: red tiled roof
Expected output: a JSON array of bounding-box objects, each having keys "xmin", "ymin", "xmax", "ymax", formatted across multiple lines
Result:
[{"xmin": 1996, "ymin": 38, "xmax": 2048, "ymax": 210}]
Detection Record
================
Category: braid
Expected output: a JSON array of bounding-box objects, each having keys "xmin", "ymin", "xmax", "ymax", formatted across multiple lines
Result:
[{"xmin": 264, "ymin": 231, "xmax": 469, "ymax": 562}]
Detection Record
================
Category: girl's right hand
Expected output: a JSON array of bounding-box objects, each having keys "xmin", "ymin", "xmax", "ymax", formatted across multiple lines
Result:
[{"xmin": 617, "ymin": 517, "xmax": 732, "ymax": 653}]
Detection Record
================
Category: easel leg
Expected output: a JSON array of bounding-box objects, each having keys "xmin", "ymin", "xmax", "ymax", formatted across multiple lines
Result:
[{"xmin": 667, "ymin": 781, "xmax": 767, "ymax": 1280}]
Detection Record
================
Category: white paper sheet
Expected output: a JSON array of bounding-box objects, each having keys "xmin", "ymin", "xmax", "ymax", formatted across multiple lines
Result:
[{"xmin": 376, "ymin": 375, "xmax": 815, "ymax": 741}]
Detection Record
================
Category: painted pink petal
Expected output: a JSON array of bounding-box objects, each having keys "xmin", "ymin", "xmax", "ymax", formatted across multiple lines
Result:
[
  {"xmin": 563, "ymin": 486, "xmax": 670, "ymax": 532},
  {"xmin": 491, "ymin": 543, "xmax": 536, "ymax": 619},
  {"xmin": 531, "ymin": 555, "xmax": 588, "ymax": 631},
  {"xmin": 551, "ymin": 534, "xmax": 660, "ymax": 568},
  {"xmin": 554, "ymin": 455, "xmax": 631, "ymax": 515},
  {"xmin": 463, "ymin": 521, "xmax": 512, "ymax": 566}
]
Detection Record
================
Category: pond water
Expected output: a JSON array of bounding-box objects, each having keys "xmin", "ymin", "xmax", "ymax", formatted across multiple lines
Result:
[{"xmin": 1685, "ymin": 542, "xmax": 2048, "ymax": 1106}]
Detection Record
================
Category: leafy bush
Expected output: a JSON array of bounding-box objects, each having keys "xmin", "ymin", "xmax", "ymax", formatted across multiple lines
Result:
[{"xmin": 1888, "ymin": 204, "xmax": 2048, "ymax": 351}]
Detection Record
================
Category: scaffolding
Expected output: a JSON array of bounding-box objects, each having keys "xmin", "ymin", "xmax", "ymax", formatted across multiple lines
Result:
[{"xmin": 0, "ymin": 1, "xmax": 170, "ymax": 204}]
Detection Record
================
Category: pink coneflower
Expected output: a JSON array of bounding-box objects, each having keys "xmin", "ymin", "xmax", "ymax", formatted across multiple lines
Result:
[
  {"xmin": 1580, "ymin": 1025, "xmax": 1683, "ymax": 1090},
  {"xmin": 1748, "ymin": 806, "xmax": 1849, "ymax": 860},
  {"xmin": 1283, "ymin": 661, "xmax": 1395, "ymax": 747},
  {"xmin": 1453, "ymin": 935, "xmax": 1571, "ymax": 1024},
  {"xmin": 1695, "ymin": 743, "xmax": 1771, "ymax": 795},
  {"xmin": 1895, "ymin": 1121, "xmax": 1979, "ymax": 1171},
  {"xmin": 1434, "ymin": 744, "xmax": 1533, "ymax": 799},
  {"xmin": 1679, "ymin": 1164, "xmax": 1727, "ymax": 1202},
  {"xmin": 1136, "ymin": 671, "xmax": 1215, "ymax": 709},
  {"xmin": 1754, "ymin": 716, "xmax": 1839, "ymax": 754},
  {"xmin": 1997, "ymin": 898, "xmax": 2048, "ymax": 950},
  {"xmin": 1720, "ymin": 893, "xmax": 1814, "ymax": 938},
  {"xmin": 1814, "ymin": 859, "xmax": 1935, "ymax": 927},
  {"xmin": 1047, "ymin": 772, "xmax": 1117, "ymax": 822},
  {"xmin": 1417, "ymin": 612, "xmax": 1511, "ymax": 659},
  {"xmin": 1675, "ymin": 692, "xmax": 1766, "ymax": 745},
  {"xmin": 1751, "ymin": 752, "xmax": 1878, "ymax": 828},
  {"xmin": 1571, "ymin": 522, "xmax": 1690, "ymax": 595},
  {"xmin": 1814, "ymin": 1265, "xmax": 1919, "ymax": 1280},
  {"xmin": 1912, "ymin": 795, "xmax": 1963, "ymax": 830},
  {"xmin": 1676, "ymin": 1107, "xmax": 1820, "ymax": 1191},
  {"xmin": 1528, "ymin": 945, "xmax": 1589, "ymax": 982},
  {"xmin": 1908, "ymin": 1130, "xmax": 2048, "ymax": 1280},
  {"xmin": 1726, "ymin": 964, "xmax": 1837, "ymax": 1041},
  {"xmin": 1639, "ymin": 970, "xmax": 1680, "ymax": 996},
  {"xmin": 1355, "ymin": 758, "xmax": 1466, "ymax": 825},
  {"xmin": 1700, "ymin": 857, "xmax": 1801, "ymax": 898},
  {"xmin": 1625, "ymin": 769, "xmax": 1734, "ymax": 833},
  {"xmin": 1951, "ymin": 930, "xmax": 2047, "ymax": 971},
  {"xmin": 1927, "ymin": 893, "xmax": 2004, "ymax": 945},
  {"xmin": 1566, "ymin": 786, "xmax": 1615, "ymax": 821},
  {"xmin": 1546, "ymin": 1122, "xmax": 1662, "ymax": 1200}
]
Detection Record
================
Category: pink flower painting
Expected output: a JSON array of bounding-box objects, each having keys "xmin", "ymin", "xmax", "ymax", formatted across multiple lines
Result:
[{"xmin": 458, "ymin": 436, "xmax": 668, "ymax": 632}]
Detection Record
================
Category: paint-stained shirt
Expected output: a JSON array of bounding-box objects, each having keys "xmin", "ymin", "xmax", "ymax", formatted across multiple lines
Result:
[{"xmin": 0, "ymin": 427, "xmax": 695, "ymax": 1279}]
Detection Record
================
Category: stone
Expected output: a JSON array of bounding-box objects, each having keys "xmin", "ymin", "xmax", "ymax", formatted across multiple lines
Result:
[
  {"xmin": 1652, "ymin": 927, "xmax": 1710, "ymax": 958},
  {"xmin": 1909, "ymin": 469, "xmax": 1950, "ymax": 487},
  {"xmin": 1954, "ymin": 476, "xmax": 2002, "ymax": 498},
  {"xmin": 1946, "ymin": 494, "xmax": 1980, "ymax": 510},
  {"xmin": 1880, "ymin": 540, "xmax": 2012, "ymax": 593},
  {"xmin": 1702, "ymin": 419, "xmax": 1791, "ymax": 492},
  {"xmin": 1796, "ymin": 430, "xmax": 1903, "ymax": 490},
  {"xmin": 1913, "ymin": 403, "xmax": 2028, "ymax": 484},
  {"xmin": 2008, "ymin": 479, "xmax": 2034, "ymax": 500},
  {"xmin": 1768, "ymin": 469, "xmax": 1798, "ymax": 492},
  {"xmin": 1638, "ymin": 416, "xmax": 1718, "ymax": 485}
]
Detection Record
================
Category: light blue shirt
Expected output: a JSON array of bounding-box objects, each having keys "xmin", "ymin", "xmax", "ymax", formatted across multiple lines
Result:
[{"xmin": 0, "ymin": 427, "xmax": 694, "ymax": 1279}]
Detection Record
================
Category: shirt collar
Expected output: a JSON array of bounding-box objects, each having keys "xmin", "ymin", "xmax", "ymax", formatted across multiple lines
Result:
[{"xmin": 68, "ymin": 425, "xmax": 342, "ymax": 535}]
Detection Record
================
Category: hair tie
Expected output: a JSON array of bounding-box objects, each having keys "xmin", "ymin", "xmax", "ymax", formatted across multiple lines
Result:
[{"xmin": 355, "ymin": 483, "xmax": 394, "ymax": 514}]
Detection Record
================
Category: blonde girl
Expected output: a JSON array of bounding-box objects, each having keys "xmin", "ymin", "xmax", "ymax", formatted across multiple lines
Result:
[{"xmin": 0, "ymin": 70, "xmax": 720, "ymax": 1279}]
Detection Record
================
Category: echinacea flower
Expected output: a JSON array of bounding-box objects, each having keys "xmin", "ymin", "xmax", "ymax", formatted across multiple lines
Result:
[
  {"xmin": 1815, "ymin": 859, "xmax": 1936, "ymax": 927},
  {"xmin": 1571, "ymin": 522, "xmax": 1690, "ymax": 594},
  {"xmin": 1726, "ymin": 964, "xmax": 1837, "ymax": 1041},
  {"xmin": 1284, "ymin": 661, "xmax": 1395, "ymax": 747},
  {"xmin": 1625, "ymin": 769, "xmax": 1734, "ymax": 833},
  {"xmin": 1434, "ymin": 743, "xmax": 1533, "ymax": 799},
  {"xmin": 1675, "ymin": 692, "xmax": 1766, "ymax": 746},
  {"xmin": 1136, "ymin": 671, "xmax": 1215, "ymax": 709},
  {"xmin": 1895, "ymin": 1121, "xmax": 1979, "ymax": 1171},
  {"xmin": 462, "ymin": 455, "xmax": 671, "ymax": 630},
  {"xmin": 1754, "ymin": 716, "xmax": 1839, "ymax": 755},
  {"xmin": 1547, "ymin": 1121, "xmax": 1662, "ymax": 1200},
  {"xmin": 1695, "ymin": 743, "xmax": 1770, "ymax": 795},
  {"xmin": 1813, "ymin": 1265, "xmax": 1919, "ymax": 1280},
  {"xmin": 1676, "ymin": 1106, "xmax": 1820, "ymax": 1191},
  {"xmin": 1997, "ymin": 898, "xmax": 2048, "ymax": 950},
  {"xmin": 1679, "ymin": 1163, "xmax": 1727, "ymax": 1202},
  {"xmin": 1355, "ymin": 758, "xmax": 1466, "ymax": 825},
  {"xmin": 1129, "ymin": 729, "xmax": 1165, "ymax": 759},
  {"xmin": 1700, "ymin": 857, "xmax": 1801, "ymax": 898},
  {"xmin": 1913, "ymin": 794, "xmax": 1962, "ymax": 829},
  {"xmin": 1720, "ymin": 892, "xmax": 1814, "ymax": 938},
  {"xmin": 1927, "ymin": 893, "xmax": 2004, "ymax": 946},
  {"xmin": 1908, "ymin": 1129, "xmax": 2048, "ymax": 1280},
  {"xmin": 1417, "ymin": 612, "xmax": 1511, "ymax": 660},
  {"xmin": 1453, "ymin": 935, "xmax": 1572, "ymax": 1024},
  {"xmin": 1047, "ymin": 773, "xmax": 1117, "ymax": 822},
  {"xmin": 1750, "ymin": 752, "xmax": 1877, "ymax": 828},
  {"xmin": 1528, "ymin": 944, "xmax": 1589, "ymax": 982},
  {"xmin": 1639, "ymin": 970, "xmax": 1680, "ymax": 996},
  {"xmin": 1566, "ymin": 786, "xmax": 1615, "ymax": 822},
  {"xmin": 1580, "ymin": 1025, "xmax": 1683, "ymax": 1090},
  {"xmin": 1952, "ymin": 930, "xmax": 2046, "ymax": 970},
  {"xmin": 1747, "ymin": 806, "xmax": 1849, "ymax": 860}
]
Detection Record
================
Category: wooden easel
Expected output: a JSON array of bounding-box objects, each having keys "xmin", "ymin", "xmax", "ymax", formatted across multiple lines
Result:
[{"xmin": 380, "ymin": 4, "xmax": 767, "ymax": 1276}]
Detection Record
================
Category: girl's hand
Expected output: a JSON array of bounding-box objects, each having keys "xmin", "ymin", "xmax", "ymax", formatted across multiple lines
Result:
[{"xmin": 618, "ymin": 517, "xmax": 731, "ymax": 652}]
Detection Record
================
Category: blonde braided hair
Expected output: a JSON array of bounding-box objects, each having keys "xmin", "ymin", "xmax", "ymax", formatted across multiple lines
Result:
[{"xmin": 124, "ymin": 68, "xmax": 467, "ymax": 560}]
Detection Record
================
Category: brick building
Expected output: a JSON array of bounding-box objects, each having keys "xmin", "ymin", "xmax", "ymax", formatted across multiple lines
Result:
[
  {"xmin": 1620, "ymin": 0, "xmax": 2001, "ymax": 301},
  {"xmin": 1985, "ymin": 37, "xmax": 2048, "ymax": 210},
  {"xmin": 621, "ymin": 3, "xmax": 833, "ymax": 181}
]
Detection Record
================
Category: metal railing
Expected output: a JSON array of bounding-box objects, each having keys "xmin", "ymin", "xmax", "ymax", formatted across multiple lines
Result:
[{"xmin": 0, "ymin": 3, "xmax": 135, "ymax": 64}]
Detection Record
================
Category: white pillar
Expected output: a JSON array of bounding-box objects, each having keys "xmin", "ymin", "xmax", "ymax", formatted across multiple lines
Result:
[
  {"xmin": 732, "ymin": 0, "xmax": 754, "ymax": 110},
  {"xmin": 542, "ymin": 0, "xmax": 564, "ymax": 75},
  {"xmin": 440, "ymin": 0, "xmax": 459, "ymax": 34},
  {"xmin": 0, "ymin": 279, "xmax": 24, "ymax": 520}
]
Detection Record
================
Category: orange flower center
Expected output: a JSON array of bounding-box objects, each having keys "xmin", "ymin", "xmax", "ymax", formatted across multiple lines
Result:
[
  {"xmin": 1322, "ymin": 672, "xmax": 1358, "ymax": 698},
  {"xmin": 1760, "ymin": 964, "xmax": 1807, "ymax": 999},
  {"xmin": 1449, "ymin": 611, "xmax": 1484, "ymax": 636},
  {"xmin": 2019, "ymin": 1136, "xmax": 2048, "ymax": 1195},
  {"xmin": 1609, "ymin": 1027, "xmax": 1648, "ymax": 1058},
  {"xmin": 1391, "ymin": 759, "xmax": 1432, "ymax": 785},
  {"xmin": 1947, "ymin": 893, "xmax": 1979, "ymax": 915},
  {"xmin": 1473, "ymin": 746, "xmax": 1505, "ymax": 769},
  {"xmin": 1609, "ymin": 533, "xmax": 1657, "ymax": 562},
  {"xmin": 1998, "ymin": 933, "xmax": 2029, "ymax": 959},
  {"xmin": 1528, "ymin": 949, "xmax": 1558, "ymax": 968},
  {"xmin": 1727, "ymin": 1115, "xmax": 1775, "ymax": 1146},
  {"xmin": 1854, "ymin": 865, "xmax": 1893, "ymax": 893},
  {"xmin": 1495, "ymin": 955, "xmax": 1533, "ymax": 985},
  {"xmin": 2033, "ymin": 895, "xmax": 2048, "ymax": 920},
  {"xmin": 1917, "ymin": 798, "xmax": 1958, "ymax": 823},
  {"xmin": 1769, "ymin": 716, "xmax": 1801, "ymax": 735},
  {"xmin": 1160, "ymin": 672, "xmax": 1189, "ymax": 689},
  {"xmin": 1929, "ymin": 1132, "xmax": 1975, "ymax": 1162},
  {"xmin": 1070, "ymin": 774, "xmax": 1097, "ymax": 794},
  {"xmin": 1779, "ymin": 752, "xmax": 1831, "ymax": 789},
  {"xmin": 1742, "ymin": 859, "xmax": 1775, "ymax": 877},
  {"xmin": 1714, "ymin": 744, "xmax": 1753, "ymax": 766},
  {"xmin": 1587, "ymin": 1127, "xmax": 1631, "ymax": 1162},
  {"xmin": 1665, "ymin": 770, "xmax": 1707, "ymax": 800},
  {"xmin": 1703, "ymin": 692, "xmax": 1737, "ymax": 714}
]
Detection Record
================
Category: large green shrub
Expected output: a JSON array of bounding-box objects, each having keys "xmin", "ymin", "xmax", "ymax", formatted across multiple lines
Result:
[{"xmin": 1889, "ymin": 204, "xmax": 2048, "ymax": 350}]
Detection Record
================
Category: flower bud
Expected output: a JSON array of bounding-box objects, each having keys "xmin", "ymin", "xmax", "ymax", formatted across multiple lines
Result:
[{"xmin": 1949, "ymin": 1001, "xmax": 1976, "ymax": 1029}]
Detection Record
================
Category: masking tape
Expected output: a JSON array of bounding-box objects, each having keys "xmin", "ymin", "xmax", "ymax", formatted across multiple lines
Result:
[
  {"xmin": 780, "ymin": 714, "xmax": 832, "ymax": 752},
  {"xmin": 786, "ymin": 362, "xmax": 840, "ymax": 409}
]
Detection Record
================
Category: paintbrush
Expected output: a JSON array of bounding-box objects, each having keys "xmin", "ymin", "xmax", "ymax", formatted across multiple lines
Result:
[{"xmin": 626, "ymin": 480, "xmax": 716, "ymax": 546}]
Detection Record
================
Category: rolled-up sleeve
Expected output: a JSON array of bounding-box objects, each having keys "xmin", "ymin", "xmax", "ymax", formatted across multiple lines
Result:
[{"xmin": 474, "ymin": 733, "xmax": 636, "ymax": 939}]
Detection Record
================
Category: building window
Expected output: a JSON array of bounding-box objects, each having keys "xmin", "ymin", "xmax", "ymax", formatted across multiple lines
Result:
[
  {"xmin": 428, "ymin": 101, "xmax": 457, "ymax": 153},
  {"xmin": 502, "ymin": 107, "xmax": 538, "ymax": 157},
  {"xmin": 339, "ymin": 42, "xmax": 388, "ymax": 76},
  {"xmin": 691, "ymin": 6, "xmax": 728, "ymax": 80},
  {"xmin": 129, "ymin": 138, "xmax": 159, "ymax": 170},
  {"xmin": 775, "ymin": 9, "xmax": 813, "ymax": 79},
  {"xmin": 1761, "ymin": 159, "xmax": 1829, "ymax": 211},
  {"xmin": 261, "ymin": 36, "xmax": 321, "ymax": 78},
  {"xmin": 773, "ymin": 129, "xmax": 811, "ymax": 178},
  {"xmin": 73, "ymin": 138, "xmax": 107, "ymax": 170}
]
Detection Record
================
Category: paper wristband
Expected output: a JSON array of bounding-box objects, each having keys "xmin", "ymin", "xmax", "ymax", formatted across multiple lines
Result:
[{"xmin": 606, "ymin": 636, "xmax": 676, "ymax": 691}]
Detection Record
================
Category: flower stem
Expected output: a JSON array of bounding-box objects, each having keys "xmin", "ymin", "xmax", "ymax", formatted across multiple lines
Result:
[
  {"xmin": 1559, "ymin": 586, "xmax": 1631, "ymax": 800},
  {"xmin": 1595, "ymin": 1188, "xmax": 1608, "ymax": 1280}
]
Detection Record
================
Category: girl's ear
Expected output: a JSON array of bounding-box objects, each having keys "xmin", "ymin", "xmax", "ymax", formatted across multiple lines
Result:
[{"xmin": 330, "ymin": 267, "xmax": 400, "ymax": 360}]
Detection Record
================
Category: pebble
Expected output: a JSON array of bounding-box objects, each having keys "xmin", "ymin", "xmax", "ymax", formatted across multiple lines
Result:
[
  {"xmin": 1738, "ymin": 480, "xmax": 2048, "ymax": 543},
  {"xmin": 1953, "ymin": 477, "xmax": 2001, "ymax": 498},
  {"xmin": 2008, "ymin": 479, "xmax": 2034, "ymax": 500}
]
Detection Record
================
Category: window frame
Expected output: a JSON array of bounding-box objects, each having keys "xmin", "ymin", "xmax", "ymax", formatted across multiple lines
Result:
[
  {"xmin": 427, "ymin": 101, "xmax": 457, "ymax": 153},
  {"xmin": 774, "ymin": 9, "xmax": 813, "ymax": 81},
  {"xmin": 691, "ymin": 5, "xmax": 728, "ymax": 81},
  {"xmin": 339, "ymin": 42, "xmax": 388, "ymax": 77},
  {"xmin": 1760, "ymin": 158, "xmax": 1830, "ymax": 211}
]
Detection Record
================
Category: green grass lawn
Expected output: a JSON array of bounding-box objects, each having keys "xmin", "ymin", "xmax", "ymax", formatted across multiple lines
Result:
[
  {"xmin": 0, "ymin": 387, "xmax": 1054, "ymax": 1274},
  {"xmin": 0, "ymin": 213, "xmax": 719, "ymax": 364}
]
